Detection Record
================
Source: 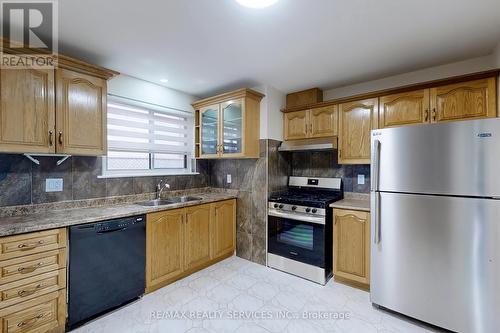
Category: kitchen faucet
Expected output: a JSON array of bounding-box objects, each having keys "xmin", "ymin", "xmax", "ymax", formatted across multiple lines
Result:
[{"xmin": 156, "ymin": 180, "xmax": 170, "ymax": 199}]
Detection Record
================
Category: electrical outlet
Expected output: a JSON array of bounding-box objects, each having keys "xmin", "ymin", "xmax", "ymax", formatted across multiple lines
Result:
[
  {"xmin": 357, "ymin": 174, "xmax": 365, "ymax": 185},
  {"xmin": 45, "ymin": 178, "xmax": 63, "ymax": 192},
  {"xmin": 227, "ymin": 174, "xmax": 232, "ymax": 184}
]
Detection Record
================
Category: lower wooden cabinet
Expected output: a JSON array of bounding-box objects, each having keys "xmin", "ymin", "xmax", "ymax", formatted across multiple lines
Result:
[
  {"xmin": 212, "ymin": 200, "xmax": 236, "ymax": 259},
  {"xmin": 333, "ymin": 208, "xmax": 370, "ymax": 289},
  {"xmin": 146, "ymin": 199, "xmax": 236, "ymax": 293},
  {"xmin": 184, "ymin": 204, "xmax": 212, "ymax": 271}
]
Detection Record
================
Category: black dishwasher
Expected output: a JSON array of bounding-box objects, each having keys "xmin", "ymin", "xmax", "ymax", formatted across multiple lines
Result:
[{"xmin": 68, "ymin": 215, "xmax": 146, "ymax": 330}]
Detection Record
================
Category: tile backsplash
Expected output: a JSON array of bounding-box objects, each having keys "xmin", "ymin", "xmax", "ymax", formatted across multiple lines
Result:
[{"xmin": 0, "ymin": 154, "xmax": 210, "ymax": 207}]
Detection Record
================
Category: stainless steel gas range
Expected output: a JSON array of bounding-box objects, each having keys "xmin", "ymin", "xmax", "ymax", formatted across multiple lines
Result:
[{"xmin": 267, "ymin": 176, "xmax": 343, "ymax": 285}]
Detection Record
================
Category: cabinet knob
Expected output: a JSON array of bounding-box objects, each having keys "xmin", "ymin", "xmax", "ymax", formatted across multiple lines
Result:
[
  {"xmin": 424, "ymin": 109, "xmax": 429, "ymax": 122},
  {"xmin": 432, "ymin": 108, "xmax": 437, "ymax": 122},
  {"xmin": 58, "ymin": 131, "xmax": 63, "ymax": 145},
  {"xmin": 48, "ymin": 131, "xmax": 53, "ymax": 146}
]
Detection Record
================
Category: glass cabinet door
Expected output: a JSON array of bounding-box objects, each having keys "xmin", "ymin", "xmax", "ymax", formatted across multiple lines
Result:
[
  {"xmin": 200, "ymin": 104, "xmax": 219, "ymax": 156},
  {"xmin": 221, "ymin": 100, "xmax": 243, "ymax": 155}
]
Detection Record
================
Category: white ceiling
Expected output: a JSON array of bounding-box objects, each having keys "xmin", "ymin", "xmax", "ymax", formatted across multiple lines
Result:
[{"xmin": 58, "ymin": 0, "xmax": 500, "ymax": 97}]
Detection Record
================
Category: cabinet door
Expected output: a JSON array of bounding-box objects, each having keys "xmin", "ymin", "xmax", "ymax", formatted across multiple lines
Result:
[
  {"xmin": 338, "ymin": 98, "xmax": 378, "ymax": 164},
  {"xmin": 184, "ymin": 204, "xmax": 212, "ymax": 271},
  {"xmin": 221, "ymin": 99, "xmax": 244, "ymax": 157},
  {"xmin": 56, "ymin": 69, "xmax": 107, "ymax": 155},
  {"xmin": 284, "ymin": 110, "xmax": 308, "ymax": 140},
  {"xmin": 0, "ymin": 68, "xmax": 55, "ymax": 153},
  {"xmin": 200, "ymin": 104, "xmax": 220, "ymax": 158},
  {"xmin": 146, "ymin": 209, "xmax": 185, "ymax": 291},
  {"xmin": 379, "ymin": 90, "xmax": 430, "ymax": 128},
  {"xmin": 333, "ymin": 209, "xmax": 370, "ymax": 286},
  {"xmin": 430, "ymin": 78, "xmax": 497, "ymax": 123},
  {"xmin": 310, "ymin": 105, "xmax": 338, "ymax": 138},
  {"xmin": 212, "ymin": 199, "xmax": 236, "ymax": 259}
]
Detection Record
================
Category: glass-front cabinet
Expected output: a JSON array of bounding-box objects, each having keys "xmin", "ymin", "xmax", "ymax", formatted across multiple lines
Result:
[
  {"xmin": 193, "ymin": 89, "xmax": 264, "ymax": 159},
  {"xmin": 200, "ymin": 104, "xmax": 220, "ymax": 157},
  {"xmin": 221, "ymin": 100, "xmax": 243, "ymax": 156}
]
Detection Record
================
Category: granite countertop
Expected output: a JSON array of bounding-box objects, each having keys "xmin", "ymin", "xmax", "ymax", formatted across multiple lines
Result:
[
  {"xmin": 330, "ymin": 192, "xmax": 370, "ymax": 212},
  {"xmin": 0, "ymin": 191, "xmax": 237, "ymax": 237}
]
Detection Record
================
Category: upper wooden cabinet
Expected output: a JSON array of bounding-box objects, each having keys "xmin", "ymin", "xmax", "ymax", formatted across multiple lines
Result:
[
  {"xmin": 333, "ymin": 208, "xmax": 370, "ymax": 288},
  {"xmin": 56, "ymin": 69, "xmax": 107, "ymax": 155},
  {"xmin": 338, "ymin": 98, "xmax": 378, "ymax": 164},
  {"xmin": 284, "ymin": 105, "xmax": 338, "ymax": 140},
  {"xmin": 379, "ymin": 89, "xmax": 430, "ymax": 129},
  {"xmin": 0, "ymin": 49, "xmax": 117, "ymax": 155},
  {"xmin": 193, "ymin": 89, "xmax": 264, "ymax": 159},
  {"xmin": 430, "ymin": 78, "xmax": 497, "ymax": 123},
  {"xmin": 0, "ymin": 68, "xmax": 55, "ymax": 154}
]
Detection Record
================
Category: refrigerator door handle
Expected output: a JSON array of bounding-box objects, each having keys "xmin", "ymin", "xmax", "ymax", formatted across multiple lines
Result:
[
  {"xmin": 374, "ymin": 192, "xmax": 381, "ymax": 244},
  {"xmin": 371, "ymin": 139, "xmax": 381, "ymax": 192}
]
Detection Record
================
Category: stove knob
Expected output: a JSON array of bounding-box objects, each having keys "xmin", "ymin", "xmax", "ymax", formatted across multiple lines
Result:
[
  {"xmin": 305, "ymin": 208, "xmax": 311, "ymax": 213},
  {"xmin": 279, "ymin": 204, "xmax": 284, "ymax": 209},
  {"xmin": 311, "ymin": 208, "xmax": 317, "ymax": 214},
  {"xmin": 273, "ymin": 203, "xmax": 279, "ymax": 208},
  {"xmin": 292, "ymin": 206, "xmax": 297, "ymax": 211}
]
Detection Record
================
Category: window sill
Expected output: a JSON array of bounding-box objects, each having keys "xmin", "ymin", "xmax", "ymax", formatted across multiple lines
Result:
[{"xmin": 98, "ymin": 171, "xmax": 200, "ymax": 179}]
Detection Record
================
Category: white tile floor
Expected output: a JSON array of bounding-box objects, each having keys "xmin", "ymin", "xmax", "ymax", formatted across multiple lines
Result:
[{"xmin": 72, "ymin": 256, "xmax": 444, "ymax": 333}]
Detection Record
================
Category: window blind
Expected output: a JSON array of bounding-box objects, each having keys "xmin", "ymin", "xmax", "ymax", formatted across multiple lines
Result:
[{"xmin": 107, "ymin": 101, "xmax": 193, "ymax": 155}]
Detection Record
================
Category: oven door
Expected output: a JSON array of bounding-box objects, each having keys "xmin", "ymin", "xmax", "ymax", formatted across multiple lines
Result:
[{"xmin": 268, "ymin": 209, "xmax": 325, "ymax": 267}]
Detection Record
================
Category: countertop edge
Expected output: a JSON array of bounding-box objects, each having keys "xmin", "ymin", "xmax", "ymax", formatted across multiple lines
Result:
[{"xmin": 330, "ymin": 199, "xmax": 371, "ymax": 212}]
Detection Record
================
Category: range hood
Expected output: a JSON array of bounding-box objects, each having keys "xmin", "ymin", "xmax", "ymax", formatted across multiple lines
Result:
[{"xmin": 278, "ymin": 137, "xmax": 338, "ymax": 152}]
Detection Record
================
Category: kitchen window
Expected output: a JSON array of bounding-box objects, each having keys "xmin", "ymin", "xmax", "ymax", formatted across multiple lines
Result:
[{"xmin": 101, "ymin": 97, "xmax": 195, "ymax": 177}]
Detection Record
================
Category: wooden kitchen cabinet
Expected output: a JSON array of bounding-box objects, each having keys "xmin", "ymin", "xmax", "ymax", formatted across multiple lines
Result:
[
  {"xmin": 284, "ymin": 110, "xmax": 308, "ymax": 140},
  {"xmin": 0, "ymin": 45, "xmax": 117, "ymax": 155},
  {"xmin": 56, "ymin": 69, "xmax": 107, "ymax": 155},
  {"xmin": 146, "ymin": 200, "xmax": 236, "ymax": 293},
  {"xmin": 212, "ymin": 199, "xmax": 236, "ymax": 259},
  {"xmin": 283, "ymin": 106, "xmax": 338, "ymax": 140},
  {"xmin": 0, "ymin": 67, "xmax": 55, "ymax": 154},
  {"xmin": 430, "ymin": 77, "xmax": 497, "ymax": 123},
  {"xmin": 184, "ymin": 204, "xmax": 212, "ymax": 271},
  {"xmin": 146, "ymin": 208, "xmax": 185, "ymax": 292},
  {"xmin": 338, "ymin": 98, "xmax": 378, "ymax": 164},
  {"xmin": 193, "ymin": 88, "xmax": 264, "ymax": 159},
  {"xmin": 0, "ymin": 228, "xmax": 67, "ymax": 333},
  {"xmin": 379, "ymin": 89, "xmax": 430, "ymax": 128},
  {"xmin": 333, "ymin": 208, "xmax": 370, "ymax": 289}
]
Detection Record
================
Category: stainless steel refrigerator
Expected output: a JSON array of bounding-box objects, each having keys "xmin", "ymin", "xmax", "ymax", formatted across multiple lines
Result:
[{"xmin": 370, "ymin": 118, "xmax": 500, "ymax": 333}]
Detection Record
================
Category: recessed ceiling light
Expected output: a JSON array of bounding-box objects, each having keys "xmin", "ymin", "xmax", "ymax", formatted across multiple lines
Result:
[
  {"xmin": 236, "ymin": 0, "xmax": 279, "ymax": 9},
  {"xmin": 160, "ymin": 78, "xmax": 168, "ymax": 83}
]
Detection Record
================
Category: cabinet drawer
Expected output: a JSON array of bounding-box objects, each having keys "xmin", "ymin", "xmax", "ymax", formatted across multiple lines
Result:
[
  {"xmin": 0, "ymin": 290, "xmax": 66, "ymax": 333},
  {"xmin": 0, "ymin": 249, "xmax": 66, "ymax": 285},
  {"xmin": 0, "ymin": 229, "xmax": 67, "ymax": 261},
  {"xmin": 0, "ymin": 269, "xmax": 66, "ymax": 310}
]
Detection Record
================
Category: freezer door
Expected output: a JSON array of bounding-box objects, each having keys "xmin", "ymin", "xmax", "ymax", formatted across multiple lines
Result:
[
  {"xmin": 371, "ymin": 192, "xmax": 500, "ymax": 333},
  {"xmin": 371, "ymin": 118, "xmax": 500, "ymax": 197}
]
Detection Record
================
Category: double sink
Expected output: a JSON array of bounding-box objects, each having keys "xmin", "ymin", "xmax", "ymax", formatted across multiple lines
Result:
[{"xmin": 136, "ymin": 196, "xmax": 203, "ymax": 207}]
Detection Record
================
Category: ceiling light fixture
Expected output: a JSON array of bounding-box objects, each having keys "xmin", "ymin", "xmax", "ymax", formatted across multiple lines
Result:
[
  {"xmin": 236, "ymin": 0, "xmax": 279, "ymax": 9},
  {"xmin": 160, "ymin": 78, "xmax": 168, "ymax": 83}
]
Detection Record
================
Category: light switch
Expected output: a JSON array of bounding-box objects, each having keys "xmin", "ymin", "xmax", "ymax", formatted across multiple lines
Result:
[
  {"xmin": 357, "ymin": 174, "xmax": 365, "ymax": 185},
  {"xmin": 46, "ymin": 178, "xmax": 63, "ymax": 192},
  {"xmin": 227, "ymin": 174, "xmax": 232, "ymax": 184}
]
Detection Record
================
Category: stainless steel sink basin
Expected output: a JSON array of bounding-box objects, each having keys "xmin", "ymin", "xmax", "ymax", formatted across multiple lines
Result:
[
  {"xmin": 168, "ymin": 196, "xmax": 203, "ymax": 203},
  {"xmin": 136, "ymin": 196, "xmax": 203, "ymax": 207},
  {"xmin": 136, "ymin": 199, "xmax": 175, "ymax": 206}
]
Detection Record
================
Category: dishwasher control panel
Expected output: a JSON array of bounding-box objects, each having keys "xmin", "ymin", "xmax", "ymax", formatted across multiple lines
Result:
[{"xmin": 94, "ymin": 215, "xmax": 145, "ymax": 233}]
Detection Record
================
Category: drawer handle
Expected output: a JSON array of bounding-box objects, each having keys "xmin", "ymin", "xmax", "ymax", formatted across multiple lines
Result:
[
  {"xmin": 17, "ymin": 240, "xmax": 44, "ymax": 251},
  {"xmin": 17, "ymin": 313, "xmax": 44, "ymax": 329},
  {"xmin": 18, "ymin": 284, "xmax": 43, "ymax": 297},
  {"xmin": 18, "ymin": 262, "xmax": 44, "ymax": 274}
]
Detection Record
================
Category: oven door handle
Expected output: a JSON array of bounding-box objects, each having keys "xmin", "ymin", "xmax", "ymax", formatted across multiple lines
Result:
[{"xmin": 268, "ymin": 209, "xmax": 325, "ymax": 225}]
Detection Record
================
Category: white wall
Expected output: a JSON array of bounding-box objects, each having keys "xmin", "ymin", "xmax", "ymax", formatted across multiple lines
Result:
[
  {"xmin": 108, "ymin": 75, "xmax": 197, "ymax": 112},
  {"xmin": 253, "ymin": 85, "xmax": 286, "ymax": 140},
  {"xmin": 324, "ymin": 54, "xmax": 497, "ymax": 100},
  {"xmin": 495, "ymin": 42, "xmax": 500, "ymax": 68}
]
